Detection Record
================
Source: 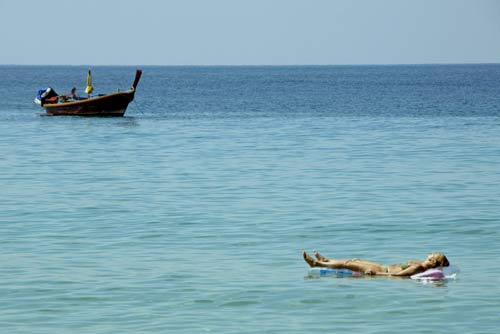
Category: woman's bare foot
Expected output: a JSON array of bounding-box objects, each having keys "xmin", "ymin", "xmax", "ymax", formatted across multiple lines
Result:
[
  {"xmin": 313, "ymin": 250, "xmax": 329, "ymax": 262},
  {"xmin": 303, "ymin": 251, "xmax": 318, "ymax": 267}
]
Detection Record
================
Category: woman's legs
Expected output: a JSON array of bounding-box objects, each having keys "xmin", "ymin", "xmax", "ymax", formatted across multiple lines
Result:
[
  {"xmin": 303, "ymin": 251, "xmax": 349, "ymax": 268},
  {"xmin": 303, "ymin": 251, "xmax": 384, "ymax": 274},
  {"xmin": 313, "ymin": 250, "xmax": 330, "ymax": 262},
  {"xmin": 313, "ymin": 250, "xmax": 366, "ymax": 265}
]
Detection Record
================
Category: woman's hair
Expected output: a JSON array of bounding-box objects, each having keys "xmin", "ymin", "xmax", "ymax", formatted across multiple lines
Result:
[{"xmin": 429, "ymin": 253, "xmax": 450, "ymax": 267}]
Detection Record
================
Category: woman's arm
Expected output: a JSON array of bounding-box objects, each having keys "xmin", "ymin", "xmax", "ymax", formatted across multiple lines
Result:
[{"xmin": 391, "ymin": 265, "xmax": 425, "ymax": 277}]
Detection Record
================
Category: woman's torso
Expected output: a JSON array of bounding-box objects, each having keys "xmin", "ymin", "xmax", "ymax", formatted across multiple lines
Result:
[{"xmin": 385, "ymin": 261, "xmax": 422, "ymax": 275}]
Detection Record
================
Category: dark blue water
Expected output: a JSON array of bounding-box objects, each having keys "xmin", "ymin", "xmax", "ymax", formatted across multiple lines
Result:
[{"xmin": 1, "ymin": 65, "xmax": 500, "ymax": 333}]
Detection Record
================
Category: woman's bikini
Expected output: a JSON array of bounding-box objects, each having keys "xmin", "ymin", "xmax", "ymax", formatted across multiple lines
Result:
[{"xmin": 381, "ymin": 262, "xmax": 411, "ymax": 274}]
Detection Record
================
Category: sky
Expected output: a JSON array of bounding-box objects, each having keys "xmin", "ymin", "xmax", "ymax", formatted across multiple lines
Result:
[{"xmin": 0, "ymin": 0, "xmax": 499, "ymax": 65}]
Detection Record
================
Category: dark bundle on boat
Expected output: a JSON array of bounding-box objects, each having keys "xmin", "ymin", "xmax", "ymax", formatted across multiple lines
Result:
[{"xmin": 34, "ymin": 87, "xmax": 59, "ymax": 105}]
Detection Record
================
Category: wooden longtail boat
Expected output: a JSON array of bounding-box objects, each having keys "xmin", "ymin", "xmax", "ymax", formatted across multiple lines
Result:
[{"xmin": 37, "ymin": 69, "xmax": 142, "ymax": 117}]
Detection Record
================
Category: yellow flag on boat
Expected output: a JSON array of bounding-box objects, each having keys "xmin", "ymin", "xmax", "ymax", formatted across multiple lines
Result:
[{"xmin": 85, "ymin": 70, "xmax": 93, "ymax": 95}]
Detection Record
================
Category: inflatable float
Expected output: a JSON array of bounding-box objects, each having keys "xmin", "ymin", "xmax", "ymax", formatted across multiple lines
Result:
[{"xmin": 308, "ymin": 265, "xmax": 459, "ymax": 280}]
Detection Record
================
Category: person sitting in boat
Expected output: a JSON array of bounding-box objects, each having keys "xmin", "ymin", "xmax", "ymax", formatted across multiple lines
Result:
[
  {"xmin": 303, "ymin": 250, "xmax": 449, "ymax": 276},
  {"xmin": 70, "ymin": 87, "xmax": 79, "ymax": 99},
  {"xmin": 59, "ymin": 87, "xmax": 79, "ymax": 102}
]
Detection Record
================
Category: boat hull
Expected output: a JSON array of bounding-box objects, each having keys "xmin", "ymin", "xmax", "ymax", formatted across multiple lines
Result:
[{"xmin": 43, "ymin": 89, "xmax": 136, "ymax": 117}]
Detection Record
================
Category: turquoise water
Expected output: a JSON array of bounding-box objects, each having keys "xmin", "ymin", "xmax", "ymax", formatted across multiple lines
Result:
[{"xmin": 1, "ymin": 65, "xmax": 500, "ymax": 333}]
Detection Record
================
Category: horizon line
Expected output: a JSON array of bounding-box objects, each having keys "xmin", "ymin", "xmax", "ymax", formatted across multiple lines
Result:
[{"xmin": 1, "ymin": 62, "xmax": 499, "ymax": 67}]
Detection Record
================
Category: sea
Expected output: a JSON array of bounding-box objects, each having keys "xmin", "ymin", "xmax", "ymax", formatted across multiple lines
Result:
[{"xmin": 1, "ymin": 65, "xmax": 499, "ymax": 333}]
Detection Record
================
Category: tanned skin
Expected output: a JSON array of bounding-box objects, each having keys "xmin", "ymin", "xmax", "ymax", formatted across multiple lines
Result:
[{"xmin": 303, "ymin": 250, "xmax": 449, "ymax": 276}]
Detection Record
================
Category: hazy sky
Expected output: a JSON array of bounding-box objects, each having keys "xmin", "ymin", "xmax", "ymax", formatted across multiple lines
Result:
[{"xmin": 0, "ymin": 0, "xmax": 499, "ymax": 65}]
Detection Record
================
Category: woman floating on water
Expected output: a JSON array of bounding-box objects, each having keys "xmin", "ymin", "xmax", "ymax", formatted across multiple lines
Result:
[{"xmin": 303, "ymin": 250, "xmax": 449, "ymax": 277}]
